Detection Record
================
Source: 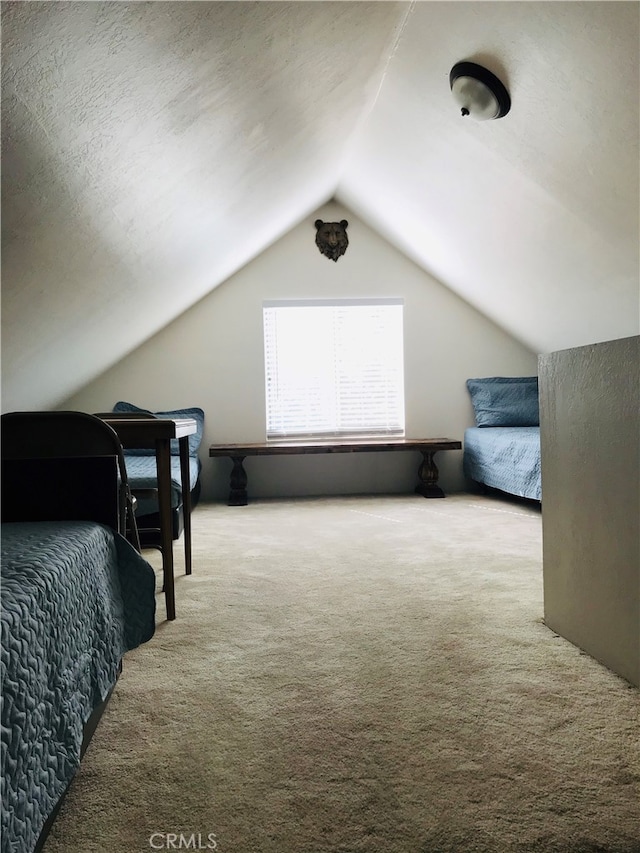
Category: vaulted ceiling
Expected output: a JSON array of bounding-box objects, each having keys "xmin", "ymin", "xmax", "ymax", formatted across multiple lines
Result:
[{"xmin": 2, "ymin": 1, "xmax": 639, "ymax": 411}]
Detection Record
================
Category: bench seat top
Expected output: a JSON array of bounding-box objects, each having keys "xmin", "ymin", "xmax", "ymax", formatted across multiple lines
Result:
[{"xmin": 209, "ymin": 438, "xmax": 461, "ymax": 456}]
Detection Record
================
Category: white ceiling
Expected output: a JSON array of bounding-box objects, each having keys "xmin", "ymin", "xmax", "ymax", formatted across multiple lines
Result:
[{"xmin": 2, "ymin": 1, "xmax": 639, "ymax": 411}]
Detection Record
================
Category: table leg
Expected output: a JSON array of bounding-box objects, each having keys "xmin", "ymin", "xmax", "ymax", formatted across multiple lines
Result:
[
  {"xmin": 415, "ymin": 450, "xmax": 445, "ymax": 498},
  {"xmin": 156, "ymin": 437, "xmax": 176, "ymax": 620},
  {"xmin": 178, "ymin": 436, "xmax": 192, "ymax": 575},
  {"xmin": 228, "ymin": 455, "xmax": 248, "ymax": 506}
]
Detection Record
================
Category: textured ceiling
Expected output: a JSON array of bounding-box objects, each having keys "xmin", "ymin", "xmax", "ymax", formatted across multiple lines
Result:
[{"xmin": 2, "ymin": 1, "xmax": 639, "ymax": 411}]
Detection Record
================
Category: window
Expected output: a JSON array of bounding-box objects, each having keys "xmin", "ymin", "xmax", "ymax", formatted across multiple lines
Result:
[{"xmin": 263, "ymin": 298, "xmax": 405, "ymax": 441}]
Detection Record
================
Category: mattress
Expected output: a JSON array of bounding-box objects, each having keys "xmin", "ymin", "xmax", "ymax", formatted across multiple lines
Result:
[
  {"xmin": 1, "ymin": 521, "xmax": 156, "ymax": 853},
  {"xmin": 463, "ymin": 426, "xmax": 541, "ymax": 501},
  {"xmin": 123, "ymin": 454, "xmax": 201, "ymax": 515}
]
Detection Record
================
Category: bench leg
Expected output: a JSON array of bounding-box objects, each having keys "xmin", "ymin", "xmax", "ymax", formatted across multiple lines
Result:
[
  {"xmin": 415, "ymin": 450, "xmax": 445, "ymax": 498},
  {"xmin": 228, "ymin": 455, "xmax": 248, "ymax": 506}
]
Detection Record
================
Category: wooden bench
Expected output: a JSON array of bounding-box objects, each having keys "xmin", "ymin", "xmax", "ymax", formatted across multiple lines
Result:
[{"xmin": 209, "ymin": 438, "xmax": 462, "ymax": 505}]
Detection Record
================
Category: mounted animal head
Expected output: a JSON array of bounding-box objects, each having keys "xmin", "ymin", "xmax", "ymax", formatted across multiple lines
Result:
[{"xmin": 314, "ymin": 219, "xmax": 349, "ymax": 262}]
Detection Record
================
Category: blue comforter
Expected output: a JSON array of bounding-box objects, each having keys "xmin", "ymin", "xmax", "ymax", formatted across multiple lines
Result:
[
  {"xmin": 1, "ymin": 521, "xmax": 156, "ymax": 853},
  {"xmin": 463, "ymin": 426, "xmax": 541, "ymax": 501},
  {"xmin": 123, "ymin": 454, "xmax": 201, "ymax": 515}
]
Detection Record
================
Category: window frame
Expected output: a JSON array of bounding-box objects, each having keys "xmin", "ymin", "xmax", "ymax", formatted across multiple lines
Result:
[{"xmin": 263, "ymin": 297, "xmax": 406, "ymax": 442}]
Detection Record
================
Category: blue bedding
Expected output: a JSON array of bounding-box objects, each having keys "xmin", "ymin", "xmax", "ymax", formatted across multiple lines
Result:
[
  {"xmin": 463, "ymin": 426, "xmax": 541, "ymax": 501},
  {"xmin": 123, "ymin": 454, "xmax": 201, "ymax": 516},
  {"xmin": 1, "ymin": 521, "xmax": 156, "ymax": 853}
]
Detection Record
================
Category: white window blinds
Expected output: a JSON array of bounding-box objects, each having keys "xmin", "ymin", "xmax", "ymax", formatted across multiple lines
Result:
[{"xmin": 263, "ymin": 299, "xmax": 405, "ymax": 440}]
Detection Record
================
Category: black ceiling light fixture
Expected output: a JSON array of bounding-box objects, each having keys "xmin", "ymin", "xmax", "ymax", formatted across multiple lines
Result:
[{"xmin": 449, "ymin": 61, "xmax": 511, "ymax": 120}]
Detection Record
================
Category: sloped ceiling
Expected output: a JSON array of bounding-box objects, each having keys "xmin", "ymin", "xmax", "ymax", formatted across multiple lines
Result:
[{"xmin": 2, "ymin": 1, "xmax": 638, "ymax": 412}]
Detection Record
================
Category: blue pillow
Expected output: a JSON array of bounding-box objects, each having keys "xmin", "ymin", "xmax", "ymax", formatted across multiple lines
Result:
[
  {"xmin": 466, "ymin": 377, "xmax": 539, "ymax": 427},
  {"xmin": 113, "ymin": 401, "xmax": 205, "ymax": 456}
]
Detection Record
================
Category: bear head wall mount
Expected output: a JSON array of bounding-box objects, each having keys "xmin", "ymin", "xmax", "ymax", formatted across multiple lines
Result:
[{"xmin": 314, "ymin": 219, "xmax": 349, "ymax": 262}]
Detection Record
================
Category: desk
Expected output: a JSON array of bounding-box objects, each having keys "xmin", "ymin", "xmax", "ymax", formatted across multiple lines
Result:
[
  {"xmin": 209, "ymin": 437, "xmax": 462, "ymax": 505},
  {"xmin": 100, "ymin": 417, "xmax": 196, "ymax": 621}
]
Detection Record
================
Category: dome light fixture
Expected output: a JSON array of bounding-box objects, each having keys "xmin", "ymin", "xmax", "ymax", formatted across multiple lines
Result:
[{"xmin": 449, "ymin": 61, "xmax": 511, "ymax": 121}]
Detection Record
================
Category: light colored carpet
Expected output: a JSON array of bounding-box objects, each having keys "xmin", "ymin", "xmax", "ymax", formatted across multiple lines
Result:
[{"xmin": 43, "ymin": 494, "xmax": 639, "ymax": 853}]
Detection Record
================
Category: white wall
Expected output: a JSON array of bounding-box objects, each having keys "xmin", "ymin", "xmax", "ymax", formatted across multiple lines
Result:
[
  {"xmin": 539, "ymin": 336, "xmax": 639, "ymax": 687},
  {"xmin": 62, "ymin": 202, "xmax": 537, "ymax": 500}
]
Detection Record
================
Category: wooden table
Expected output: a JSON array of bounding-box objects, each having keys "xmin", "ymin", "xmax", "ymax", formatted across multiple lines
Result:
[
  {"xmin": 100, "ymin": 417, "xmax": 196, "ymax": 621},
  {"xmin": 209, "ymin": 437, "xmax": 462, "ymax": 505}
]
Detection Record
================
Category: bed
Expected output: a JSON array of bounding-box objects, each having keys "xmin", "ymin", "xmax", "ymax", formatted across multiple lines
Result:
[
  {"xmin": 124, "ymin": 453, "xmax": 201, "ymax": 531},
  {"xmin": 111, "ymin": 402, "xmax": 204, "ymax": 542},
  {"xmin": 463, "ymin": 376, "xmax": 541, "ymax": 502},
  {"xmin": 1, "ymin": 520, "xmax": 156, "ymax": 853}
]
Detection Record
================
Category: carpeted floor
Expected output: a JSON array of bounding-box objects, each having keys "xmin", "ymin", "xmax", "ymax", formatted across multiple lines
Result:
[{"xmin": 43, "ymin": 494, "xmax": 639, "ymax": 853}]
